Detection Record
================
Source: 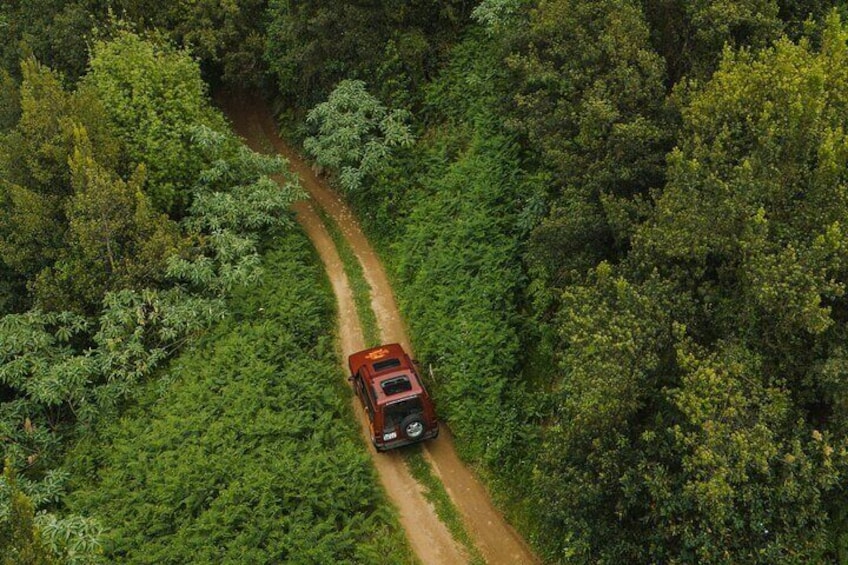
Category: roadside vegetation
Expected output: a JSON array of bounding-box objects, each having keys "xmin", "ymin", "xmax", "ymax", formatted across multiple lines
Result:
[
  {"xmin": 0, "ymin": 19, "xmax": 409, "ymax": 564},
  {"xmin": 4, "ymin": 1, "xmax": 848, "ymax": 563},
  {"xmin": 66, "ymin": 232, "xmax": 414, "ymax": 564}
]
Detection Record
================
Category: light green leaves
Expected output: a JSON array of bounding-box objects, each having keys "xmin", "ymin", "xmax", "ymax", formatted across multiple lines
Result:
[
  {"xmin": 168, "ymin": 124, "xmax": 301, "ymax": 295},
  {"xmin": 304, "ymin": 79, "xmax": 413, "ymax": 192}
]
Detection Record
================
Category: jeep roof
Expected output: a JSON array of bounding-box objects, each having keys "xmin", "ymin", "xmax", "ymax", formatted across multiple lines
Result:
[{"xmin": 348, "ymin": 343, "xmax": 425, "ymax": 406}]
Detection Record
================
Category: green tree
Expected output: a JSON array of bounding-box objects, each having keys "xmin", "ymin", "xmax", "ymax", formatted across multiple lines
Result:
[
  {"xmin": 584, "ymin": 11, "xmax": 848, "ymax": 561},
  {"xmin": 172, "ymin": 0, "xmax": 269, "ymax": 86},
  {"xmin": 0, "ymin": 58, "xmax": 73, "ymax": 283},
  {"xmin": 303, "ymin": 80, "xmax": 413, "ymax": 192},
  {"xmin": 2, "ymin": 57, "xmax": 76, "ymax": 195},
  {"xmin": 0, "ymin": 310, "xmax": 92, "ymax": 460},
  {"xmin": 0, "ymin": 464, "xmax": 57, "ymax": 565},
  {"xmin": 107, "ymin": 0, "xmax": 269, "ymax": 86},
  {"xmin": 521, "ymin": 12, "xmax": 848, "ymax": 562},
  {"xmin": 33, "ymin": 127, "xmax": 186, "ymax": 314},
  {"xmin": 777, "ymin": 0, "xmax": 841, "ymax": 36},
  {"xmin": 642, "ymin": 0, "xmax": 783, "ymax": 82},
  {"xmin": 264, "ymin": 0, "xmax": 472, "ymax": 109},
  {"xmin": 166, "ymin": 125, "xmax": 301, "ymax": 295},
  {"xmin": 634, "ymin": 12, "xmax": 848, "ymax": 366},
  {"xmin": 0, "ymin": 0, "xmax": 103, "ymax": 83},
  {"xmin": 1, "ymin": 462, "xmax": 103, "ymax": 564},
  {"xmin": 532, "ymin": 266, "xmax": 679, "ymax": 562},
  {"xmin": 645, "ymin": 338, "xmax": 842, "ymax": 563},
  {"xmin": 0, "ymin": 70, "xmax": 21, "ymax": 132},
  {"xmin": 84, "ymin": 30, "xmax": 226, "ymax": 214},
  {"xmin": 0, "ymin": 57, "xmax": 119, "ymax": 285},
  {"xmin": 265, "ymin": 0, "xmax": 388, "ymax": 108},
  {"xmin": 508, "ymin": 0, "xmax": 670, "ymax": 292}
]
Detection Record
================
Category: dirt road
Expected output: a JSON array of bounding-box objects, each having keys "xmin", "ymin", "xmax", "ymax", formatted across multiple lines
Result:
[{"xmin": 219, "ymin": 91, "xmax": 539, "ymax": 565}]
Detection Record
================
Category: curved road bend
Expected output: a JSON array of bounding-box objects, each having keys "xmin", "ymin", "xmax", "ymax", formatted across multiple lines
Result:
[{"xmin": 218, "ymin": 91, "xmax": 539, "ymax": 565}]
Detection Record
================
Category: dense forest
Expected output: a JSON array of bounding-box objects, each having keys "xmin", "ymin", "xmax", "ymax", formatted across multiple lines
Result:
[{"xmin": 3, "ymin": 0, "xmax": 848, "ymax": 563}]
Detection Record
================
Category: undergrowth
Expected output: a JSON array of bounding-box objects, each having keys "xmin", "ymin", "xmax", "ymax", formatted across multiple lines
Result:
[{"xmin": 65, "ymin": 229, "xmax": 415, "ymax": 564}]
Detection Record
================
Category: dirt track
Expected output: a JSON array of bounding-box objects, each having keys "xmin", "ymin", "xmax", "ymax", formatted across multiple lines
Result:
[{"xmin": 219, "ymin": 91, "xmax": 539, "ymax": 565}]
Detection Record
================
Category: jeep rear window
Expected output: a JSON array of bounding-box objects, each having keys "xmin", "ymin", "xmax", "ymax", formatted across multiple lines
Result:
[
  {"xmin": 373, "ymin": 358, "xmax": 401, "ymax": 372},
  {"xmin": 381, "ymin": 376, "xmax": 412, "ymax": 396}
]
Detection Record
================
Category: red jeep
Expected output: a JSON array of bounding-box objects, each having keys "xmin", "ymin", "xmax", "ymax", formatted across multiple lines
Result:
[{"xmin": 348, "ymin": 343, "xmax": 439, "ymax": 451}]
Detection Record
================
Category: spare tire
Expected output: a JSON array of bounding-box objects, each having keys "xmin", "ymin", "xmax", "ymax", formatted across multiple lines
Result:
[{"xmin": 401, "ymin": 414, "xmax": 425, "ymax": 440}]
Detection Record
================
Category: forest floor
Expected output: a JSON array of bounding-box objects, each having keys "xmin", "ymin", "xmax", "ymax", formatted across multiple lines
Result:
[{"xmin": 218, "ymin": 91, "xmax": 539, "ymax": 565}]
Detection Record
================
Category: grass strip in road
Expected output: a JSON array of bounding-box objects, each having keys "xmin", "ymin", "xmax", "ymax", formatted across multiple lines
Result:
[
  {"xmin": 403, "ymin": 447, "xmax": 486, "ymax": 565},
  {"xmin": 316, "ymin": 207, "xmax": 382, "ymax": 348}
]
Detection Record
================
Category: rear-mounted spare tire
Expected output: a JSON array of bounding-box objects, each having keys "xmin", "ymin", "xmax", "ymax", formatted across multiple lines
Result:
[{"xmin": 401, "ymin": 414, "xmax": 425, "ymax": 440}]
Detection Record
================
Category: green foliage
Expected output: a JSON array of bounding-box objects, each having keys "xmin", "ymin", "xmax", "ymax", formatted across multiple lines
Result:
[
  {"xmin": 68, "ymin": 231, "xmax": 414, "ymax": 564},
  {"xmin": 36, "ymin": 512, "xmax": 102, "ymax": 565},
  {"xmin": 0, "ymin": 36, "xmax": 306, "ymax": 561},
  {"xmin": 0, "ymin": 309, "xmax": 90, "ymax": 409},
  {"xmin": 85, "ymin": 30, "xmax": 226, "ymax": 213},
  {"xmin": 1, "ymin": 460, "xmax": 102, "ymax": 565},
  {"xmin": 34, "ymin": 128, "xmax": 187, "ymax": 314},
  {"xmin": 643, "ymin": 0, "xmax": 784, "ymax": 82},
  {"xmin": 304, "ymin": 80, "xmax": 413, "ymax": 192},
  {"xmin": 531, "ymin": 11, "xmax": 848, "ymax": 562},
  {"xmin": 2, "ymin": 54, "xmax": 110, "ymax": 194},
  {"xmin": 264, "ymin": 0, "xmax": 391, "ymax": 108},
  {"xmin": 167, "ymin": 125, "xmax": 301, "ymax": 295},
  {"xmin": 91, "ymin": 288, "xmax": 227, "ymax": 407},
  {"xmin": 0, "ymin": 31, "xmax": 298, "ymax": 314},
  {"xmin": 777, "ymin": 1, "xmax": 843, "ymax": 37},
  {"xmin": 343, "ymin": 18, "xmax": 542, "ymax": 535},
  {"xmin": 165, "ymin": 0, "xmax": 270, "ymax": 86},
  {"xmin": 0, "ymin": 182, "xmax": 64, "ymax": 283},
  {"xmin": 0, "ymin": 464, "xmax": 59, "ymax": 565},
  {"xmin": 651, "ymin": 338, "xmax": 841, "ymax": 563},
  {"xmin": 531, "ymin": 267, "xmax": 679, "ymax": 562},
  {"xmin": 0, "ymin": 0, "xmax": 271, "ymax": 89},
  {"xmin": 635, "ymin": 12, "xmax": 848, "ymax": 356},
  {"xmin": 471, "ymin": 0, "xmax": 527, "ymax": 35},
  {"xmin": 105, "ymin": 0, "xmax": 270, "ymax": 86},
  {"xmin": 0, "ymin": 56, "xmax": 120, "ymax": 295},
  {"xmin": 0, "ymin": 70, "xmax": 21, "ymax": 132},
  {"xmin": 0, "ymin": 0, "xmax": 101, "ymax": 83},
  {"xmin": 264, "ymin": 0, "xmax": 472, "ymax": 109},
  {"xmin": 0, "ymin": 58, "xmax": 78, "ymax": 279},
  {"xmin": 394, "ymin": 126, "xmax": 525, "ymax": 464},
  {"xmin": 508, "ymin": 0, "xmax": 671, "ymax": 290}
]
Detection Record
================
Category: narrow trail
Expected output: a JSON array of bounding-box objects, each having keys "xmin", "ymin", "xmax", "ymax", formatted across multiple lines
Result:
[{"xmin": 218, "ymin": 92, "xmax": 539, "ymax": 565}]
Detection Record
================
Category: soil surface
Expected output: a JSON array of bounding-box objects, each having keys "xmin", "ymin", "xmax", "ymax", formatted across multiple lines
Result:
[{"xmin": 218, "ymin": 91, "xmax": 539, "ymax": 565}]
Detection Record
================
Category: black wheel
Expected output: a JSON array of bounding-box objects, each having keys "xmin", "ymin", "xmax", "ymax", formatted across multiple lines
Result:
[{"xmin": 401, "ymin": 414, "xmax": 425, "ymax": 440}]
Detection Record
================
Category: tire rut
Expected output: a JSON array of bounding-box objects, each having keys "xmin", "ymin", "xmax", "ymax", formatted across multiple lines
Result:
[{"xmin": 218, "ymin": 91, "xmax": 539, "ymax": 565}]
